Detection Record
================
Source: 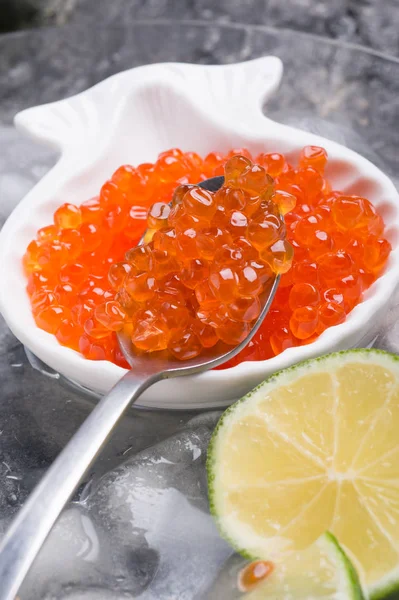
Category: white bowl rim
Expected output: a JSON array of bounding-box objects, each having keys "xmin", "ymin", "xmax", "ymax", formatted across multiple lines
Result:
[{"xmin": 1, "ymin": 56, "xmax": 399, "ymax": 408}]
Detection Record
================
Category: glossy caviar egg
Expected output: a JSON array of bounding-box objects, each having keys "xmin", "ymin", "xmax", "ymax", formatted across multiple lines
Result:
[
  {"xmin": 182, "ymin": 187, "xmax": 217, "ymax": 221},
  {"xmin": 298, "ymin": 145, "xmax": 328, "ymax": 173},
  {"xmin": 147, "ymin": 202, "xmax": 171, "ymax": 230},
  {"xmin": 289, "ymin": 283, "xmax": 320, "ymax": 310},
  {"xmin": 54, "ymin": 203, "xmax": 82, "ymax": 229},
  {"xmin": 290, "ymin": 306, "xmax": 319, "ymax": 339},
  {"xmin": 257, "ymin": 152, "xmax": 287, "ymax": 177},
  {"xmin": 24, "ymin": 145, "xmax": 390, "ymax": 365}
]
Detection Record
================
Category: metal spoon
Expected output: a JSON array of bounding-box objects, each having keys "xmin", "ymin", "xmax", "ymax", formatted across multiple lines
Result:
[{"xmin": 0, "ymin": 176, "xmax": 279, "ymax": 600}]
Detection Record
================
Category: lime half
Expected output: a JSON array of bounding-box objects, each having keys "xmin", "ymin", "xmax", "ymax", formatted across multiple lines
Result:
[{"xmin": 208, "ymin": 350, "xmax": 399, "ymax": 597}]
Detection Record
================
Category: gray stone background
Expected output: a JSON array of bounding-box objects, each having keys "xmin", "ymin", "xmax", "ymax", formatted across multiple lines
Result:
[{"xmin": 1, "ymin": 0, "xmax": 399, "ymax": 58}]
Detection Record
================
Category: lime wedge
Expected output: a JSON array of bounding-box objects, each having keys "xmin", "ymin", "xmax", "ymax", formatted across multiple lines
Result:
[
  {"xmin": 244, "ymin": 532, "xmax": 363, "ymax": 599},
  {"xmin": 207, "ymin": 532, "xmax": 363, "ymax": 598},
  {"xmin": 208, "ymin": 349, "xmax": 399, "ymax": 596}
]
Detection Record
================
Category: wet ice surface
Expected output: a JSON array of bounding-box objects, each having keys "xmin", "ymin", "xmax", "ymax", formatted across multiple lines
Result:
[{"xmin": 18, "ymin": 414, "xmax": 233, "ymax": 600}]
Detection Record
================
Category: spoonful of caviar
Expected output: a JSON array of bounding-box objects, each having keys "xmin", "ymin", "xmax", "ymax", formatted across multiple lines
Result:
[
  {"xmin": 106, "ymin": 155, "xmax": 292, "ymax": 360},
  {"xmin": 0, "ymin": 156, "xmax": 290, "ymax": 600}
]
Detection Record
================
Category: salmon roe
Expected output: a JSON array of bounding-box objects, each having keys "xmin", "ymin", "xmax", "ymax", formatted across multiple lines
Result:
[
  {"xmin": 100, "ymin": 156, "xmax": 290, "ymax": 359},
  {"xmin": 23, "ymin": 146, "xmax": 391, "ymax": 368},
  {"xmin": 238, "ymin": 561, "xmax": 274, "ymax": 592}
]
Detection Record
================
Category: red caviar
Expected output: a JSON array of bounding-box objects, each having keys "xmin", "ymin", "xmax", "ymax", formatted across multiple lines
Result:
[
  {"xmin": 104, "ymin": 156, "xmax": 289, "ymax": 360},
  {"xmin": 238, "ymin": 560, "xmax": 274, "ymax": 592},
  {"xmin": 23, "ymin": 146, "xmax": 391, "ymax": 367}
]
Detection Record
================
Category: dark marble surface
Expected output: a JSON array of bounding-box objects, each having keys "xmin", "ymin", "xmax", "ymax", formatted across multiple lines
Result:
[
  {"xmin": 73, "ymin": 0, "xmax": 399, "ymax": 57},
  {"xmin": 0, "ymin": 19, "xmax": 399, "ymax": 598},
  {"xmin": 3, "ymin": 0, "xmax": 399, "ymax": 58},
  {"xmin": 1, "ymin": 22, "xmax": 398, "ymax": 173}
]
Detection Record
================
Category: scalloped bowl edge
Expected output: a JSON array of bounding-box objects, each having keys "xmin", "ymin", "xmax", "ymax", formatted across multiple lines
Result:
[{"xmin": 1, "ymin": 58, "xmax": 399, "ymax": 409}]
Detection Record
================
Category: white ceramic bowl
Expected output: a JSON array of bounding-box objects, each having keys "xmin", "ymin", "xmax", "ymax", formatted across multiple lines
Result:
[{"xmin": 1, "ymin": 56, "xmax": 399, "ymax": 409}]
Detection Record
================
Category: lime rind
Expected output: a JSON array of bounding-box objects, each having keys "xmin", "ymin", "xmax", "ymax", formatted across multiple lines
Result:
[
  {"xmin": 370, "ymin": 568, "xmax": 399, "ymax": 600},
  {"xmin": 322, "ymin": 532, "xmax": 365, "ymax": 600}
]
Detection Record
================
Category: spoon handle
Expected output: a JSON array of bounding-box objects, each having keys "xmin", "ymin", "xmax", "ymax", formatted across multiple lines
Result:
[{"xmin": 0, "ymin": 368, "xmax": 163, "ymax": 600}]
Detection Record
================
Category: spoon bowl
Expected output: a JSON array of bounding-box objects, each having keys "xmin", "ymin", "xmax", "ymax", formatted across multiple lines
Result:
[{"xmin": 120, "ymin": 174, "xmax": 280, "ymax": 372}]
